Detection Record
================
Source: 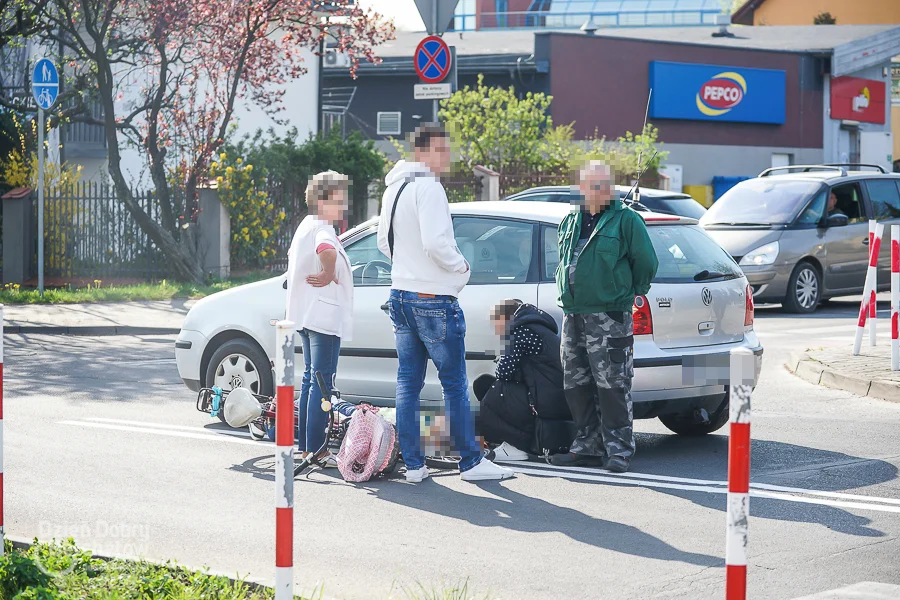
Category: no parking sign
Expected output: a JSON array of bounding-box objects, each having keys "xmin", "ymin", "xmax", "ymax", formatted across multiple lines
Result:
[{"xmin": 414, "ymin": 35, "xmax": 452, "ymax": 84}]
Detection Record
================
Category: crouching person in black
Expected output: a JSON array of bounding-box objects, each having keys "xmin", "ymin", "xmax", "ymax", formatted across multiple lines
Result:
[{"xmin": 474, "ymin": 299, "xmax": 575, "ymax": 461}]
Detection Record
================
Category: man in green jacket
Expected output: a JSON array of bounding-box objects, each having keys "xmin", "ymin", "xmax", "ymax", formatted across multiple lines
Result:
[{"xmin": 551, "ymin": 161, "xmax": 659, "ymax": 473}]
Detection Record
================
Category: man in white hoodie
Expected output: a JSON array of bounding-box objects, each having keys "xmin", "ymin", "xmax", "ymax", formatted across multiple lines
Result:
[{"xmin": 378, "ymin": 124, "xmax": 513, "ymax": 483}]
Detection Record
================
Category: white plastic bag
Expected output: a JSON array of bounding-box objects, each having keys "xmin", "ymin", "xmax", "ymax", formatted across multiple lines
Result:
[{"xmin": 223, "ymin": 388, "xmax": 263, "ymax": 428}]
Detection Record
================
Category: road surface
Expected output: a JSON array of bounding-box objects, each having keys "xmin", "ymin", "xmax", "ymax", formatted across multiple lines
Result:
[{"xmin": 4, "ymin": 299, "xmax": 900, "ymax": 599}]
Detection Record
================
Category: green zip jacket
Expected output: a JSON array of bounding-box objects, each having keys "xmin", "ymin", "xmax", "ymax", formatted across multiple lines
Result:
[{"xmin": 556, "ymin": 200, "xmax": 659, "ymax": 315}]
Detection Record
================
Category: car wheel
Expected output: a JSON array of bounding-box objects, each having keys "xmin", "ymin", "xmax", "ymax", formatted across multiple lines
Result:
[
  {"xmin": 783, "ymin": 262, "xmax": 821, "ymax": 314},
  {"xmin": 659, "ymin": 396, "xmax": 729, "ymax": 436},
  {"xmin": 205, "ymin": 338, "xmax": 273, "ymax": 424}
]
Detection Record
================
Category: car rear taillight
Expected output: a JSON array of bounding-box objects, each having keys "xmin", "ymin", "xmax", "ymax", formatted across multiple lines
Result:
[
  {"xmin": 633, "ymin": 295, "xmax": 653, "ymax": 335},
  {"xmin": 744, "ymin": 283, "xmax": 755, "ymax": 327}
]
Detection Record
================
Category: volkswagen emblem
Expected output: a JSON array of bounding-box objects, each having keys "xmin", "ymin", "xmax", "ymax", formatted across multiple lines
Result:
[{"xmin": 701, "ymin": 287, "xmax": 712, "ymax": 306}]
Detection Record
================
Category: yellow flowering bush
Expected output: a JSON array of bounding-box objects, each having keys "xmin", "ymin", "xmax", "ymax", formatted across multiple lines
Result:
[{"xmin": 211, "ymin": 154, "xmax": 286, "ymax": 268}]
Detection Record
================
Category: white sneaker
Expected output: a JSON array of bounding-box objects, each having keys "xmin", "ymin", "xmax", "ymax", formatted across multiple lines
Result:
[
  {"xmin": 491, "ymin": 442, "xmax": 529, "ymax": 462},
  {"xmin": 461, "ymin": 459, "xmax": 515, "ymax": 482},
  {"xmin": 405, "ymin": 466, "xmax": 430, "ymax": 483},
  {"xmin": 320, "ymin": 453, "xmax": 338, "ymax": 469}
]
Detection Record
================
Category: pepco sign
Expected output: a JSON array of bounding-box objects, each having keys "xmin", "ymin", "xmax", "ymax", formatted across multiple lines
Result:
[
  {"xmin": 650, "ymin": 61, "xmax": 785, "ymax": 125},
  {"xmin": 697, "ymin": 73, "xmax": 746, "ymax": 115}
]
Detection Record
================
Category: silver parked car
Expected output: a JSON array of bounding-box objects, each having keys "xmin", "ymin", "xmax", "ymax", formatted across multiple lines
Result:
[
  {"xmin": 699, "ymin": 164, "xmax": 900, "ymax": 313},
  {"xmin": 175, "ymin": 201, "xmax": 762, "ymax": 436}
]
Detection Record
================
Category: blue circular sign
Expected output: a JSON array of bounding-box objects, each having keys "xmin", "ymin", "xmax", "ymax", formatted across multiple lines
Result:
[
  {"xmin": 414, "ymin": 36, "xmax": 451, "ymax": 84},
  {"xmin": 32, "ymin": 58, "xmax": 59, "ymax": 110}
]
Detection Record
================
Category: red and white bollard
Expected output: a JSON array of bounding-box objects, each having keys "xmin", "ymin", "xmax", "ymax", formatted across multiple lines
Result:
[
  {"xmin": 726, "ymin": 347, "xmax": 753, "ymax": 600},
  {"xmin": 892, "ymin": 226, "xmax": 899, "ymax": 371},
  {"xmin": 854, "ymin": 223, "xmax": 884, "ymax": 355},
  {"xmin": 869, "ymin": 220, "xmax": 877, "ymax": 346},
  {"xmin": 274, "ymin": 321, "xmax": 295, "ymax": 600},
  {"xmin": 0, "ymin": 304, "xmax": 4, "ymax": 556}
]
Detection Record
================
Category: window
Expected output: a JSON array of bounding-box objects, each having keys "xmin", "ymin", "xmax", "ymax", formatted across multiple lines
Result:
[
  {"xmin": 542, "ymin": 225, "xmax": 560, "ymax": 280},
  {"xmin": 376, "ymin": 112, "xmax": 401, "ymax": 136},
  {"xmin": 539, "ymin": 223, "xmax": 740, "ymax": 284},
  {"xmin": 829, "ymin": 183, "xmax": 866, "ymax": 223},
  {"xmin": 496, "ymin": 0, "xmax": 508, "ymax": 27},
  {"xmin": 866, "ymin": 180, "xmax": 900, "ymax": 220},
  {"xmin": 345, "ymin": 232, "xmax": 391, "ymax": 286},
  {"xmin": 453, "ymin": 217, "xmax": 535, "ymax": 284},
  {"xmin": 641, "ymin": 196, "xmax": 707, "ymax": 220},
  {"xmin": 648, "ymin": 225, "xmax": 742, "ymax": 284},
  {"xmin": 701, "ymin": 180, "xmax": 824, "ymax": 226},
  {"xmin": 512, "ymin": 193, "xmax": 575, "ymax": 204},
  {"xmin": 796, "ymin": 190, "xmax": 827, "ymax": 227}
]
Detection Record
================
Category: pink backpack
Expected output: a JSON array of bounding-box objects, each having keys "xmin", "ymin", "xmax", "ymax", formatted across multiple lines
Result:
[{"xmin": 336, "ymin": 407, "xmax": 399, "ymax": 482}]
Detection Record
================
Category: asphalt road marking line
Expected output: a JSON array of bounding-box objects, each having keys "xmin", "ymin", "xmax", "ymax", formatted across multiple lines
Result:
[
  {"xmin": 84, "ymin": 417, "xmax": 254, "ymax": 438},
  {"xmin": 106, "ymin": 358, "xmax": 176, "ymax": 365},
  {"xmin": 509, "ymin": 466, "xmax": 900, "ymax": 514},
  {"xmin": 59, "ymin": 422, "xmax": 900, "ymax": 512},
  {"xmin": 57, "ymin": 420, "xmax": 262, "ymax": 446},
  {"xmin": 510, "ymin": 461, "xmax": 900, "ymax": 506}
]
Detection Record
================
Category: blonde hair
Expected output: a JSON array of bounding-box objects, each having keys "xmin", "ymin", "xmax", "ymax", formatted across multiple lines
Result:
[{"xmin": 305, "ymin": 170, "xmax": 349, "ymax": 213}]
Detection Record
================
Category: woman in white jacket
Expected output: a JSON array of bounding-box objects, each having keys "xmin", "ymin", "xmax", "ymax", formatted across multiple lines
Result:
[{"xmin": 286, "ymin": 171, "xmax": 354, "ymax": 464}]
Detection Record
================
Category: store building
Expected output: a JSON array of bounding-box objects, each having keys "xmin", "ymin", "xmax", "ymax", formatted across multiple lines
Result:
[
  {"xmin": 325, "ymin": 23, "xmax": 900, "ymax": 202},
  {"xmin": 538, "ymin": 24, "xmax": 899, "ymax": 202}
]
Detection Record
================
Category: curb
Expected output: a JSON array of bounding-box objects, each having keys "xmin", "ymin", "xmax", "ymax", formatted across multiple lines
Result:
[
  {"xmin": 4, "ymin": 326, "xmax": 180, "ymax": 336},
  {"xmin": 5, "ymin": 535, "xmax": 273, "ymax": 593},
  {"xmin": 785, "ymin": 352, "xmax": 900, "ymax": 403}
]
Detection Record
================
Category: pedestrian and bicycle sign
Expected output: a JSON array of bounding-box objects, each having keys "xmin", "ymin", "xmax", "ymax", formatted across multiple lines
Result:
[
  {"xmin": 32, "ymin": 58, "xmax": 59, "ymax": 110},
  {"xmin": 31, "ymin": 57, "xmax": 59, "ymax": 296},
  {"xmin": 414, "ymin": 35, "xmax": 452, "ymax": 84}
]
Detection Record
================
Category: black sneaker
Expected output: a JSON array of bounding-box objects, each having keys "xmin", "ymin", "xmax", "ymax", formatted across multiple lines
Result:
[
  {"xmin": 605, "ymin": 456, "xmax": 630, "ymax": 473},
  {"xmin": 549, "ymin": 452, "xmax": 605, "ymax": 467}
]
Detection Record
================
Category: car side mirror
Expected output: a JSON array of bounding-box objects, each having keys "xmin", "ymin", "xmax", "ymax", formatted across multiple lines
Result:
[
  {"xmin": 283, "ymin": 279, "xmax": 288, "ymax": 290},
  {"xmin": 825, "ymin": 213, "xmax": 849, "ymax": 228}
]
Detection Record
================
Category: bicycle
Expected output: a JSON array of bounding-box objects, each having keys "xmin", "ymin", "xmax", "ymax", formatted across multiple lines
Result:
[{"xmin": 196, "ymin": 373, "xmax": 462, "ymax": 478}]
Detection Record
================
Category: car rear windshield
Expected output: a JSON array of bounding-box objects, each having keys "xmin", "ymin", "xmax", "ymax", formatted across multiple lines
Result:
[
  {"xmin": 649, "ymin": 225, "xmax": 743, "ymax": 284},
  {"xmin": 700, "ymin": 179, "xmax": 823, "ymax": 226},
  {"xmin": 644, "ymin": 196, "xmax": 707, "ymax": 219}
]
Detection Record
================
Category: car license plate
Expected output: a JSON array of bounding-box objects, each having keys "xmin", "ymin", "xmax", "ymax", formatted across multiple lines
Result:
[{"xmin": 682, "ymin": 352, "xmax": 755, "ymax": 387}]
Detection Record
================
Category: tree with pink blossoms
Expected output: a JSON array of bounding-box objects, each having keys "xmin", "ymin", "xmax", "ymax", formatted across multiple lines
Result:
[{"xmin": 32, "ymin": 0, "xmax": 393, "ymax": 282}]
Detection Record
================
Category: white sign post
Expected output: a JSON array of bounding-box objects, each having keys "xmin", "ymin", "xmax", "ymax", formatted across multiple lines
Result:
[
  {"xmin": 414, "ymin": 0, "xmax": 459, "ymax": 122},
  {"xmin": 32, "ymin": 58, "xmax": 59, "ymax": 296},
  {"xmin": 414, "ymin": 83, "xmax": 452, "ymax": 100}
]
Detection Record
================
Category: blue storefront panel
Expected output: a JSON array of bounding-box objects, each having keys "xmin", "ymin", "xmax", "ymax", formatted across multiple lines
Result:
[{"xmin": 649, "ymin": 61, "xmax": 786, "ymax": 125}]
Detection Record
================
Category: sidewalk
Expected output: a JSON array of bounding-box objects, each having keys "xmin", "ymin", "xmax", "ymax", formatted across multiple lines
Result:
[
  {"xmin": 2, "ymin": 300, "xmax": 192, "ymax": 335},
  {"xmin": 786, "ymin": 343, "xmax": 900, "ymax": 403}
]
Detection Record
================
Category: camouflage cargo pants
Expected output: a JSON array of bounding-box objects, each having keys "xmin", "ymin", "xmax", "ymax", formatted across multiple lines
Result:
[{"xmin": 561, "ymin": 312, "xmax": 635, "ymax": 460}]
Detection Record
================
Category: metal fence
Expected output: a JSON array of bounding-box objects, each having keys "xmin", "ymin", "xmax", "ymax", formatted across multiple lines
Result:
[
  {"xmin": 261, "ymin": 179, "xmax": 307, "ymax": 272},
  {"xmin": 499, "ymin": 168, "xmax": 571, "ymax": 198},
  {"xmin": 444, "ymin": 173, "xmax": 483, "ymax": 204},
  {"xmin": 34, "ymin": 183, "xmax": 167, "ymax": 279}
]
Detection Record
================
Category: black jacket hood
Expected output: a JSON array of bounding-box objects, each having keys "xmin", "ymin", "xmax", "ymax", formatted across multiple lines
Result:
[{"xmin": 511, "ymin": 303, "xmax": 558, "ymax": 336}]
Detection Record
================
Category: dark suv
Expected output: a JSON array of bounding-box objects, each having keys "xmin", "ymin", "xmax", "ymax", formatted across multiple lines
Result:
[
  {"xmin": 502, "ymin": 185, "xmax": 708, "ymax": 220},
  {"xmin": 699, "ymin": 164, "xmax": 900, "ymax": 313}
]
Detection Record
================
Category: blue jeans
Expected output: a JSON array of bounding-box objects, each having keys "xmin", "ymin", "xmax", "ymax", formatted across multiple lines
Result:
[
  {"xmin": 297, "ymin": 329, "xmax": 341, "ymax": 452},
  {"xmin": 388, "ymin": 290, "xmax": 481, "ymax": 472}
]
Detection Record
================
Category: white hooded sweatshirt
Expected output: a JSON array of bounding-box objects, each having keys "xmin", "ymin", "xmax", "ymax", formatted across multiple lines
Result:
[{"xmin": 377, "ymin": 161, "xmax": 470, "ymax": 297}]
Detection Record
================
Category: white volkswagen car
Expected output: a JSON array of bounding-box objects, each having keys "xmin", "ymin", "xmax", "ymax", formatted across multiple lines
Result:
[{"xmin": 175, "ymin": 202, "xmax": 762, "ymax": 436}]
